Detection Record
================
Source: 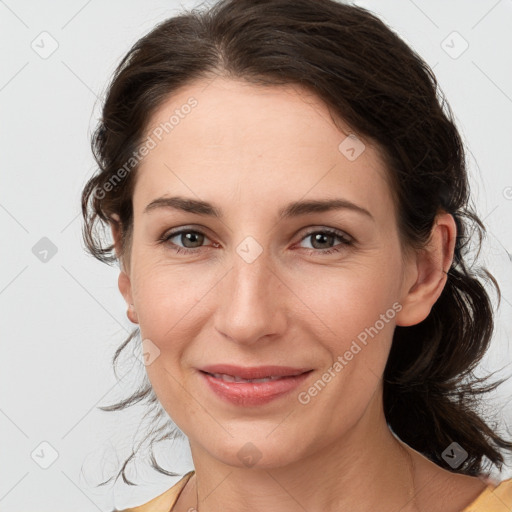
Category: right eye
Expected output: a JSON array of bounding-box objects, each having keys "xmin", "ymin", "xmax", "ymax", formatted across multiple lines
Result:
[{"xmin": 159, "ymin": 228, "xmax": 219, "ymax": 254}]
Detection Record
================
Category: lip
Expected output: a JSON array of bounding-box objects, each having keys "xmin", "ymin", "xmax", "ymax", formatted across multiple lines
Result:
[
  {"xmin": 198, "ymin": 365, "xmax": 313, "ymax": 406},
  {"xmin": 199, "ymin": 364, "xmax": 312, "ymax": 379}
]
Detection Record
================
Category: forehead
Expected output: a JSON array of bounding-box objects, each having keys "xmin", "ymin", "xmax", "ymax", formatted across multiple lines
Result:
[{"xmin": 134, "ymin": 77, "xmax": 395, "ymax": 224}]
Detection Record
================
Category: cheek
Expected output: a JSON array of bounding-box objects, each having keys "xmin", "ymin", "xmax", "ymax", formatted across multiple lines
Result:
[
  {"xmin": 290, "ymin": 269, "xmax": 401, "ymax": 421},
  {"xmin": 135, "ymin": 275, "xmax": 195, "ymax": 328},
  {"xmin": 131, "ymin": 237, "xmax": 203, "ymax": 306},
  {"xmin": 131, "ymin": 260, "xmax": 223, "ymax": 357},
  {"xmin": 291, "ymin": 260, "xmax": 401, "ymax": 349},
  {"xmin": 131, "ymin": 264, "xmax": 217, "ymax": 421}
]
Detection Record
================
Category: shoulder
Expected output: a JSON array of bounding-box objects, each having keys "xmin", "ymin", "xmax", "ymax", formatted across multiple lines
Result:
[
  {"xmin": 112, "ymin": 471, "xmax": 195, "ymax": 512},
  {"xmin": 461, "ymin": 477, "xmax": 512, "ymax": 512}
]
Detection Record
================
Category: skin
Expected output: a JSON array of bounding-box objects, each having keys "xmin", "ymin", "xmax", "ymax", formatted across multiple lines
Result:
[{"xmin": 111, "ymin": 77, "xmax": 489, "ymax": 512}]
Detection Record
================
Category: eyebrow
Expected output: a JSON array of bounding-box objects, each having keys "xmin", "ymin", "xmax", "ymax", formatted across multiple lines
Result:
[{"xmin": 143, "ymin": 195, "xmax": 374, "ymax": 221}]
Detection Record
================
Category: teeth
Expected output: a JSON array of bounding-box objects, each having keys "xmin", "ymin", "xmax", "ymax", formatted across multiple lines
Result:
[{"xmin": 209, "ymin": 372, "xmax": 283, "ymax": 383}]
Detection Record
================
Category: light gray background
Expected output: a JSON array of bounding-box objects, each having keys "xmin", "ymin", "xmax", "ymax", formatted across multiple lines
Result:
[{"xmin": 1, "ymin": 0, "xmax": 511, "ymax": 510}]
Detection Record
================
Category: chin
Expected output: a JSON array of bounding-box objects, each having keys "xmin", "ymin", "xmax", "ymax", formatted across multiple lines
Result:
[{"xmin": 204, "ymin": 435, "xmax": 305, "ymax": 471}]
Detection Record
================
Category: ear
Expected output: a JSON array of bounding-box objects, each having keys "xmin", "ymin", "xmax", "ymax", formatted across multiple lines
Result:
[
  {"xmin": 110, "ymin": 215, "xmax": 138, "ymax": 324},
  {"xmin": 395, "ymin": 212, "xmax": 456, "ymax": 327}
]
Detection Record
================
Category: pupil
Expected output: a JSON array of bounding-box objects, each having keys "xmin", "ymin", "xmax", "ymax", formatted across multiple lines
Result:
[
  {"xmin": 183, "ymin": 232, "xmax": 203, "ymax": 248},
  {"xmin": 313, "ymin": 233, "xmax": 333, "ymax": 249}
]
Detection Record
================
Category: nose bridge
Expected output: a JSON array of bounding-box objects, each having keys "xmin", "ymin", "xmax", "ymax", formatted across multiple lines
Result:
[{"xmin": 214, "ymin": 238, "xmax": 285, "ymax": 345}]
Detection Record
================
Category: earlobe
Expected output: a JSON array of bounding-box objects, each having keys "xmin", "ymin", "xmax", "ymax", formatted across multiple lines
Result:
[
  {"xmin": 395, "ymin": 212, "xmax": 456, "ymax": 327},
  {"xmin": 127, "ymin": 303, "xmax": 139, "ymax": 324}
]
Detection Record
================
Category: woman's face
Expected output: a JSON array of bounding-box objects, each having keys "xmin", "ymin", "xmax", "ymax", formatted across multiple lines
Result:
[{"xmin": 116, "ymin": 77, "xmax": 426, "ymax": 468}]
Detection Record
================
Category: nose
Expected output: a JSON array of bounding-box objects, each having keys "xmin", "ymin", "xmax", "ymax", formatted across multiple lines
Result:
[{"xmin": 214, "ymin": 247, "xmax": 287, "ymax": 346}]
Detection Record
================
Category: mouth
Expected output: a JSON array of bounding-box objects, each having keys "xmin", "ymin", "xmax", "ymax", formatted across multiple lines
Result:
[
  {"xmin": 198, "ymin": 364, "xmax": 313, "ymax": 381},
  {"xmin": 201, "ymin": 372, "xmax": 293, "ymax": 383},
  {"xmin": 197, "ymin": 365, "xmax": 314, "ymax": 406}
]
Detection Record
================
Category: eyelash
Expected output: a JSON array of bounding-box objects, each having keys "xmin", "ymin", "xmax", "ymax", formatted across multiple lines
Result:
[{"xmin": 158, "ymin": 227, "xmax": 354, "ymax": 256}]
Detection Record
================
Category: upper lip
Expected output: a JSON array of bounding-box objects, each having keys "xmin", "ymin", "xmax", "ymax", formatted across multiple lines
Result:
[{"xmin": 199, "ymin": 365, "xmax": 312, "ymax": 379}]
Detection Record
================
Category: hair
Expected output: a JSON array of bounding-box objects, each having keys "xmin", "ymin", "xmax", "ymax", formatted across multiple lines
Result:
[{"xmin": 81, "ymin": 0, "xmax": 512, "ymax": 486}]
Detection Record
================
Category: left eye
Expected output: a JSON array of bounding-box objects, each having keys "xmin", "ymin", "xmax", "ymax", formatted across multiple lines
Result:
[{"xmin": 297, "ymin": 229, "xmax": 353, "ymax": 253}]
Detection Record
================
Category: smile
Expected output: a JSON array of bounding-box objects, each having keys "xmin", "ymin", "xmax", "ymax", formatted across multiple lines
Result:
[{"xmin": 198, "ymin": 367, "xmax": 313, "ymax": 406}]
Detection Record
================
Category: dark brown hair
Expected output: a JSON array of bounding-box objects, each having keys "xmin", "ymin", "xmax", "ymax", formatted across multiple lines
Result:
[{"xmin": 81, "ymin": 0, "xmax": 512, "ymax": 486}]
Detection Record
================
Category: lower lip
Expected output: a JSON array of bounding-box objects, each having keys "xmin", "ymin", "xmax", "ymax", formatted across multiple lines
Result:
[{"xmin": 200, "ymin": 371, "xmax": 312, "ymax": 406}]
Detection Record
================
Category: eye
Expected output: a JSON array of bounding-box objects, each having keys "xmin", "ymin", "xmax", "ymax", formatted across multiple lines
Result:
[
  {"xmin": 297, "ymin": 228, "xmax": 354, "ymax": 255},
  {"xmin": 159, "ymin": 228, "xmax": 218, "ymax": 254}
]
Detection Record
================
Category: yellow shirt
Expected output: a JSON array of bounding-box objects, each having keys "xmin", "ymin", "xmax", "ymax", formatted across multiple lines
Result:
[{"xmin": 115, "ymin": 471, "xmax": 512, "ymax": 512}]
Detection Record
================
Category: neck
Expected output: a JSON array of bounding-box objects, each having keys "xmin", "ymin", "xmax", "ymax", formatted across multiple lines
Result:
[{"xmin": 186, "ymin": 391, "xmax": 419, "ymax": 512}]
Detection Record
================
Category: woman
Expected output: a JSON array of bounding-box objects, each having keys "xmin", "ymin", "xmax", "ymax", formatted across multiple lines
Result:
[{"xmin": 81, "ymin": 0, "xmax": 512, "ymax": 510}]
